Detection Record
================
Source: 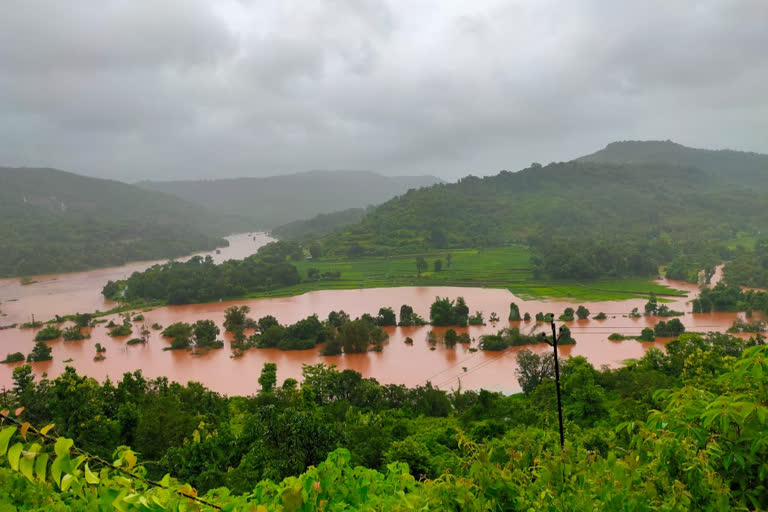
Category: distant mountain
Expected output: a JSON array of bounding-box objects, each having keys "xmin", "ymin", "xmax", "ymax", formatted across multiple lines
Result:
[
  {"xmin": 0, "ymin": 167, "xmax": 228, "ymax": 277},
  {"xmin": 138, "ymin": 171, "xmax": 443, "ymax": 229},
  {"xmin": 271, "ymin": 207, "xmax": 370, "ymax": 241},
  {"xmin": 577, "ymin": 140, "xmax": 768, "ymax": 186}
]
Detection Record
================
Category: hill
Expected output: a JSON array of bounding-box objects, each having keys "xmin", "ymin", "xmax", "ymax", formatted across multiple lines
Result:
[
  {"xmin": 577, "ymin": 140, "xmax": 768, "ymax": 186},
  {"xmin": 271, "ymin": 207, "xmax": 370, "ymax": 241},
  {"xmin": 0, "ymin": 167, "xmax": 228, "ymax": 277},
  {"xmin": 138, "ymin": 170, "xmax": 443, "ymax": 229},
  {"xmin": 314, "ymin": 156, "xmax": 768, "ymax": 279}
]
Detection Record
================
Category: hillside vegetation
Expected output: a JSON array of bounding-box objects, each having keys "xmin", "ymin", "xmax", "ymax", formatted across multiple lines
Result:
[
  {"xmin": 139, "ymin": 170, "xmax": 442, "ymax": 229},
  {"xmin": 0, "ymin": 167, "xmax": 228, "ymax": 277},
  {"xmin": 313, "ymin": 145, "xmax": 768, "ymax": 281},
  {"xmin": 578, "ymin": 140, "xmax": 768, "ymax": 186},
  {"xmin": 0, "ymin": 332, "xmax": 766, "ymax": 510}
]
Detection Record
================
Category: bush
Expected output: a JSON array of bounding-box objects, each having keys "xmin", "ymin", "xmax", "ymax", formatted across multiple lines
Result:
[
  {"xmin": 1, "ymin": 352, "xmax": 25, "ymax": 364},
  {"xmin": 638, "ymin": 328, "xmax": 656, "ymax": 341},
  {"xmin": 27, "ymin": 342, "xmax": 52, "ymax": 362},
  {"xmin": 108, "ymin": 324, "xmax": 132, "ymax": 337},
  {"xmin": 127, "ymin": 338, "xmax": 146, "ymax": 345},
  {"xmin": 468, "ymin": 311, "xmax": 484, "ymax": 325},
  {"xmin": 34, "ymin": 326, "xmax": 61, "ymax": 341},
  {"xmin": 62, "ymin": 326, "xmax": 86, "ymax": 341}
]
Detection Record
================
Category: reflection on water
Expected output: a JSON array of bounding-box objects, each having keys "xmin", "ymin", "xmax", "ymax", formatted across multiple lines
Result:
[{"xmin": 1, "ymin": 278, "xmax": 758, "ymax": 395}]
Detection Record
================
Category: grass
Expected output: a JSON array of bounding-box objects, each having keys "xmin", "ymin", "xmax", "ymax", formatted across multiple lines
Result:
[{"xmin": 240, "ymin": 246, "xmax": 688, "ymax": 302}]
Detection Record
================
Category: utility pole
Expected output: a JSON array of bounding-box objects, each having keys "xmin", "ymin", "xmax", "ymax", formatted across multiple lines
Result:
[{"xmin": 546, "ymin": 315, "xmax": 565, "ymax": 449}]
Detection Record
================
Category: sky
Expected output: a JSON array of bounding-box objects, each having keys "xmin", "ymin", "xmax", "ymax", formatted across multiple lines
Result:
[{"xmin": 0, "ymin": 0, "xmax": 766, "ymax": 182}]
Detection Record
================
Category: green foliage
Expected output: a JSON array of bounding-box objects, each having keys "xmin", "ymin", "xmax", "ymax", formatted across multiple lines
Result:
[
  {"xmin": 559, "ymin": 307, "xmax": 575, "ymax": 321},
  {"xmin": 639, "ymin": 328, "xmax": 656, "ymax": 341},
  {"xmin": 576, "ymin": 305, "xmax": 590, "ymax": 319},
  {"xmin": 2, "ymin": 333, "xmax": 767, "ymax": 510},
  {"xmin": 108, "ymin": 324, "xmax": 132, "ymax": 337},
  {"xmin": 34, "ymin": 326, "xmax": 61, "ymax": 341},
  {"xmin": 1, "ymin": 353, "xmax": 25, "ymax": 364},
  {"xmin": 429, "ymin": 296, "xmax": 469, "ymax": 326},
  {"xmin": 111, "ymin": 251, "xmax": 301, "ymax": 305},
  {"xmin": 259, "ymin": 362, "xmax": 277, "ymax": 393},
  {"xmin": 375, "ymin": 307, "xmax": 396, "ymax": 327},
  {"xmin": 508, "ymin": 302, "xmax": 521, "ymax": 321},
  {"xmin": 27, "ymin": 342, "xmax": 52, "ymax": 362},
  {"xmin": 0, "ymin": 166, "xmax": 228, "ymax": 277},
  {"xmin": 654, "ymin": 318, "xmax": 686, "ymax": 337},
  {"xmin": 61, "ymin": 326, "xmax": 85, "ymax": 342}
]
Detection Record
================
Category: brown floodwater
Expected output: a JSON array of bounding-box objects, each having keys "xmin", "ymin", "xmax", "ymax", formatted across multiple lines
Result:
[
  {"xmin": 0, "ymin": 273, "xmax": 757, "ymax": 395},
  {"xmin": 0, "ymin": 232, "xmax": 273, "ymax": 326}
]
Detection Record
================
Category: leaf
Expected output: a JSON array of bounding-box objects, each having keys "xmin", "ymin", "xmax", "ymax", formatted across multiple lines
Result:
[
  {"xmin": 19, "ymin": 455, "xmax": 34, "ymax": 481},
  {"xmin": 8, "ymin": 442, "xmax": 23, "ymax": 471},
  {"xmin": 14, "ymin": 407, "xmax": 24, "ymax": 417},
  {"xmin": 124, "ymin": 450, "xmax": 136, "ymax": 470},
  {"xmin": 85, "ymin": 463, "xmax": 99, "ymax": 485},
  {"xmin": 159, "ymin": 473, "xmax": 170, "ymax": 487},
  {"xmin": 51, "ymin": 456, "xmax": 63, "ymax": 487},
  {"xmin": 54, "ymin": 437, "xmax": 74, "ymax": 458},
  {"xmin": 35, "ymin": 453, "xmax": 48, "ymax": 482},
  {"xmin": 0, "ymin": 426, "xmax": 17, "ymax": 457},
  {"xmin": 61, "ymin": 473, "xmax": 75, "ymax": 492},
  {"xmin": 40, "ymin": 424, "xmax": 55, "ymax": 436}
]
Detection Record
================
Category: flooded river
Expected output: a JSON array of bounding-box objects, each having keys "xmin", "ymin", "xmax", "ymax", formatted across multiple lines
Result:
[{"xmin": 0, "ymin": 264, "xmax": 755, "ymax": 394}]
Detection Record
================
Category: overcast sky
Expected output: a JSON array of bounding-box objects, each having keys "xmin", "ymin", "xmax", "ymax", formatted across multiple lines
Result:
[{"xmin": 1, "ymin": 1, "xmax": 766, "ymax": 182}]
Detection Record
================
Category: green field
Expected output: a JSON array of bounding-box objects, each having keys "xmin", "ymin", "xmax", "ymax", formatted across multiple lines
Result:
[{"xmin": 244, "ymin": 246, "xmax": 688, "ymax": 301}]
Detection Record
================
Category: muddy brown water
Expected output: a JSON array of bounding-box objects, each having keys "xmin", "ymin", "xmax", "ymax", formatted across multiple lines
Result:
[{"xmin": 1, "ymin": 263, "xmax": 756, "ymax": 394}]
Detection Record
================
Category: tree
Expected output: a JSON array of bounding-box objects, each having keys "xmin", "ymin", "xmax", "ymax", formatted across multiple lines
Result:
[
  {"xmin": 576, "ymin": 305, "xmax": 590, "ymax": 320},
  {"xmin": 509, "ymin": 303, "xmax": 521, "ymax": 321},
  {"xmin": 328, "ymin": 310, "xmax": 351, "ymax": 328},
  {"xmin": 434, "ymin": 260, "xmax": 443, "ymax": 272},
  {"xmin": 416, "ymin": 256, "xmax": 428, "ymax": 277},
  {"xmin": 444, "ymin": 329, "xmax": 458, "ymax": 347},
  {"xmin": 639, "ymin": 328, "xmax": 656, "ymax": 341},
  {"xmin": 224, "ymin": 305, "xmax": 250, "ymax": 332},
  {"xmin": 515, "ymin": 349, "xmax": 555, "ymax": 394},
  {"xmin": 259, "ymin": 362, "xmax": 277, "ymax": 393},
  {"xmin": 445, "ymin": 253, "xmax": 452, "ymax": 269},
  {"xmin": 27, "ymin": 341, "xmax": 52, "ymax": 362},
  {"xmin": 376, "ymin": 307, "xmax": 396, "ymax": 327},
  {"xmin": 309, "ymin": 243, "xmax": 322, "ymax": 259},
  {"xmin": 559, "ymin": 307, "xmax": 575, "ymax": 321},
  {"xmin": 644, "ymin": 293, "xmax": 658, "ymax": 315},
  {"xmin": 192, "ymin": 320, "xmax": 220, "ymax": 348},
  {"xmin": 399, "ymin": 305, "xmax": 414, "ymax": 326}
]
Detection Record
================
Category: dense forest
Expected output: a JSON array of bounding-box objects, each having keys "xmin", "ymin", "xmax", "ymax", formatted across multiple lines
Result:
[
  {"xmin": 271, "ymin": 207, "xmax": 370, "ymax": 241},
  {"xmin": 0, "ymin": 167, "xmax": 230, "ymax": 277},
  {"xmin": 0, "ymin": 331, "xmax": 766, "ymax": 510},
  {"xmin": 139, "ymin": 171, "xmax": 442, "ymax": 229}
]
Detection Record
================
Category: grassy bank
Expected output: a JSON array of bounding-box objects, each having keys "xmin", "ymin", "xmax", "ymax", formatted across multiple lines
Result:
[{"xmin": 242, "ymin": 246, "xmax": 688, "ymax": 301}]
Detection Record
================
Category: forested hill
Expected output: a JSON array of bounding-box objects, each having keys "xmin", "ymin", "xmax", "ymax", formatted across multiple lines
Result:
[
  {"xmin": 0, "ymin": 167, "xmax": 228, "ymax": 277},
  {"xmin": 318, "ymin": 159, "xmax": 768, "ymax": 261},
  {"xmin": 577, "ymin": 140, "xmax": 768, "ymax": 186},
  {"xmin": 138, "ymin": 170, "xmax": 443, "ymax": 229}
]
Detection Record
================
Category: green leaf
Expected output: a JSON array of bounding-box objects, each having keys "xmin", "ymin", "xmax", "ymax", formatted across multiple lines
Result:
[
  {"xmin": 61, "ymin": 473, "xmax": 75, "ymax": 492},
  {"xmin": 0, "ymin": 427, "xmax": 17, "ymax": 457},
  {"xmin": 7, "ymin": 443, "xmax": 23, "ymax": 471},
  {"xmin": 84, "ymin": 463, "xmax": 99, "ymax": 485},
  {"xmin": 51, "ymin": 456, "xmax": 63, "ymax": 487},
  {"xmin": 54, "ymin": 437, "xmax": 74, "ymax": 458},
  {"xmin": 19, "ymin": 455, "xmax": 34, "ymax": 481},
  {"xmin": 35, "ymin": 453, "xmax": 48, "ymax": 482},
  {"xmin": 39, "ymin": 424, "xmax": 55, "ymax": 436}
]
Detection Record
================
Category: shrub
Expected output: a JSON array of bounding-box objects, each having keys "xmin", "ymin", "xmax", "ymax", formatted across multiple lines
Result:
[
  {"xmin": 34, "ymin": 326, "xmax": 61, "ymax": 341},
  {"xmin": 1, "ymin": 352, "xmax": 25, "ymax": 364}
]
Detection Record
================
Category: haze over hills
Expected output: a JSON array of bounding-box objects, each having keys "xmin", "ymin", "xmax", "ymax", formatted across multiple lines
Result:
[
  {"xmin": 577, "ymin": 140, "xmax": 768, "ymax": 186},
  {"xmin": 0, "ymin": 167, "xmax": 228, "ymax": 277},
  {"xmin": 138, "ymin": 171, "xmax": 443, "ymax": 229}
]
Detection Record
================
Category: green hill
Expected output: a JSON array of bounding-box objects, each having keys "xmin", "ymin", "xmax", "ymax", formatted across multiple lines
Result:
[
  {"xmin": 310, "ymin": 146, "xmax": 768, "ymax": 280},
  {"xmin": 138, "ymin": 170, "xmax": 443, "ymax": 229},
  {"xmin": 271, "ymin": 207, "xmax": 370, "ymax": 241},
  {"xmin": 578, "ymin": 140, "xmax": 768, "ymax": 186},
  {"xmin": 0, "ymin": 167, "xmax": 229, "ymax": 277}
]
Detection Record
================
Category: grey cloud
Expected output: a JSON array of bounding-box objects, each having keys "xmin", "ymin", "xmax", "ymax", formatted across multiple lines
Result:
[{"xmin": 0, "ymin": 0, "xmax": 766, "ymax": 181}]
